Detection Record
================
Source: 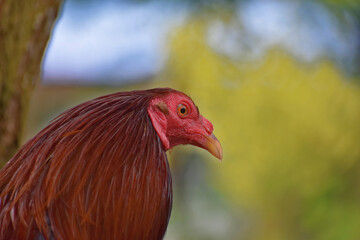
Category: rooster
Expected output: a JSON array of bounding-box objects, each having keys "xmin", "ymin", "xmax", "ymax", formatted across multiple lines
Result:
[{"xmin": 0, "ymin": 88, "xmax": 222, "ymax": 240}]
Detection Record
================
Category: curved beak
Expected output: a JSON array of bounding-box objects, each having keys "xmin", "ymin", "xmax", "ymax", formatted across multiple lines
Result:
[{"xmin": 204, "ymin": 133, "xmax": 223, "ymax": 160}]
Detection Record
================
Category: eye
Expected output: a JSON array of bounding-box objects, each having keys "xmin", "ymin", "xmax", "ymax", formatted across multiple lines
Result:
[{"xmin": 177, "ymin": 104, "xmax": 188, "ymax": 117}]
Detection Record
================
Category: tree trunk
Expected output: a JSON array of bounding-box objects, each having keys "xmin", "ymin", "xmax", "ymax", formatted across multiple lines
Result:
[{"xmin": 0, "ymin": 0, "xmax": 62, "ymax": 164}]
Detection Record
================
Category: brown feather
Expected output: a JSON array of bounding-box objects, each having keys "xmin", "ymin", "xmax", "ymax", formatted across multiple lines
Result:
[{"xmin": 0, "ymin": 88, "xmax": 178, "ymax": 240}]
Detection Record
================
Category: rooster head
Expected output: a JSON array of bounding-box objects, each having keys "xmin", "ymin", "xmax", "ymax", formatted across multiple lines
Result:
[{"xmin": 148, "ymin": 90, "xmax": 222, "ymax": 160}]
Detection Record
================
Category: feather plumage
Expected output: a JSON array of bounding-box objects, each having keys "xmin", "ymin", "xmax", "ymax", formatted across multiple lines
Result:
[{"xmin": 0, "ymin": 88, "xmax": 175, "ymax": 240}]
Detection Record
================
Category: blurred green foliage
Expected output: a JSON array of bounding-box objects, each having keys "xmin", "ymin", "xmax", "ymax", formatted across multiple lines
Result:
[
  {"xmin": 24, "ymin": 2, "xmax": 360, "ymax": 239},
  {"xmin": 323, "ymin": 0, "xmax": 360, "ymax": 9},
  {"xmin": 164, "ymin": 19, "xmax": 360, "ymax": 240}
]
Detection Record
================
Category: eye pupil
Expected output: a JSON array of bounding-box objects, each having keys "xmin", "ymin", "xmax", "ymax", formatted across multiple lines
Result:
[{"xmin": 177, "ymin": 104, "xmax": 188, "ymax": 117}]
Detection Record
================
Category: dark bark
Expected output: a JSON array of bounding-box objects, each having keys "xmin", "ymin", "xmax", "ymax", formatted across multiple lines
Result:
[{"xmin": 0, "ymin": 0, "xmax": 62, "ymax": 164}]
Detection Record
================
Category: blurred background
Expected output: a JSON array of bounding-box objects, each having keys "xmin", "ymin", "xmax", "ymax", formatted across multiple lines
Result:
[{"xmin": 25, "ymin": 0, "xmax": 360, "ymax": 239}]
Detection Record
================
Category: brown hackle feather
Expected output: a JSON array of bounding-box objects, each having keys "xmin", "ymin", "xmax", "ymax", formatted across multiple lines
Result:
[{"xmin": 0, "ymin": 88, "xmax": 178, "ymax": 240}]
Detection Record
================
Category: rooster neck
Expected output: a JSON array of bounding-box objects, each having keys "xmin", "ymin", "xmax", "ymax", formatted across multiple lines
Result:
[
  {"xmin": 0, "ymin": 90, "xmax": 177, "ymax": 240},
  {"xmin": 112, "ymin": 148, "xmax": 173, "ymax": 240}
]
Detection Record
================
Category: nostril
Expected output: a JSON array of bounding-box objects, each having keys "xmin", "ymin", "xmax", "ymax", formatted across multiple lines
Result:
[
  {"xmin": 204, "ymin": 125, "xmax": 212, "ymax": 134},
  {"xmin": 200, "ymin": 116, "xmax": 214, "ymax": 134}
]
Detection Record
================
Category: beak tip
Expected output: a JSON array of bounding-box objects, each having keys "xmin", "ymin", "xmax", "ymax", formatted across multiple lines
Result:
[
  {"xmin": 218, "ymin": 151, "xmax": 223, "ymax": 161},
  {"xmin": 215, "ymin": 147, "xmax": 223, "ymax": 161},
  {"xmin": 205, "ymin": 133, "xmax": 223, "ymax": 161}
]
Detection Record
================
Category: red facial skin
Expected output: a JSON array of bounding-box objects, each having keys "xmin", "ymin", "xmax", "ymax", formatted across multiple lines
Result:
[{"xmin": 148, "ymin": 92, "xmax": 222, "ymax": 160}]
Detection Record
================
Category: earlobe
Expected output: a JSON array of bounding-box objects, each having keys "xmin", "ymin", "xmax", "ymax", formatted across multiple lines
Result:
[
  {"xmin": 156, "ymin": 101, "xmax": 169, "ymax": 115},
  {"xmin": 148, "ymin": 101, "xmax": 170, "ymax": 150}
]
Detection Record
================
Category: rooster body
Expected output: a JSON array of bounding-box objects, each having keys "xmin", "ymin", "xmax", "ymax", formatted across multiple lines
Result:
[{"xmin": 0, "ymin": 88, "xmax": 222, "ymax": 239}]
